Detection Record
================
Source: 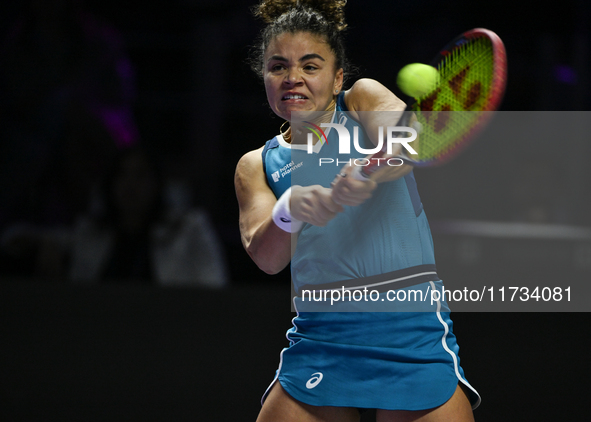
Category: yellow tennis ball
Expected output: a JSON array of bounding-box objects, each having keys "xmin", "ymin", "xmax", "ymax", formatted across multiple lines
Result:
[{"xmin": 396, "ymin": 63, "xmax": 440, "ymax": 99}]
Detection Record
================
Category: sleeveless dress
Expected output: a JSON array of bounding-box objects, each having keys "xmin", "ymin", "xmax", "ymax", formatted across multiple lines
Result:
[{"xmin": 260, "ymin": 92, "xmax": 480, "ymax": 411}]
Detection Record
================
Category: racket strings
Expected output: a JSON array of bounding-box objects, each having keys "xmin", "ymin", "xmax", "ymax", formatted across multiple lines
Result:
[
  {"xmin": 439, "ymin": 38, "xmax": 493, "ymax": 107},
  {"xmin": 412, "ymin": 36, "xmax": 495, "ymax": 163}
]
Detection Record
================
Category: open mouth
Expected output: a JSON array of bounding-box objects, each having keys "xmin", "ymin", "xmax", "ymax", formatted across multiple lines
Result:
[{"xmin": 282, "ymin": 94, "xmax": 308, "ymax": 100}]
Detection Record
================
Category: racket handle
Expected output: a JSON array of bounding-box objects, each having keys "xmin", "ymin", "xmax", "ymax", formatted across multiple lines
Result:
[
  {"xmin": 351, "ymin": 165, "xmax": 370, "ymax": 181},
  {"xmin": 351, "ymin": 166, "xmax": 371, "ymax": 182},
  {"xmin": 351, "ymin": 150, "xmax": 388, "ymax": 181}
]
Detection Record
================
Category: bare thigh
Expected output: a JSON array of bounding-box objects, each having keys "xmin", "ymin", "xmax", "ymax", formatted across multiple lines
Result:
[
  {"xmin": 256, "ymin": 381, "xmax": 361, "ymax": 422},
  {"xmin": 376, "ymin": 384, "xmax": 475, "ymax": 422}
]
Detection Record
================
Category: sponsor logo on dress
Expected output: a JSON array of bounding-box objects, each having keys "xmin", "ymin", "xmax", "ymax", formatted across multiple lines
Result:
[
  {"xmin": 305, "ymin": 372, "xmax": 323, "ymax": 389},
  {"xmin": 271, "ymin": 161, "xmax": 303, "ymax": 183}
]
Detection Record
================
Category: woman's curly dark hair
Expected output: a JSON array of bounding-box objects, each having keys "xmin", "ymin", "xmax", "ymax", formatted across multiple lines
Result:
[{"xmin": 249, "ymin": 0, "xmax": 350, "ymax": 81}]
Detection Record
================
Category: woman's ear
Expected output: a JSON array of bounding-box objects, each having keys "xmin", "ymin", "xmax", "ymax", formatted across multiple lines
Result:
[{"xmin": 334, "ymin": 68, "xmax": 344, "ymax": 93}]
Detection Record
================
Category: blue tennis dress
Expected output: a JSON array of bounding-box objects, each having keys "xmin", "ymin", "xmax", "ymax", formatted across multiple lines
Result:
[{"xmin": 260, "ymin": 93, "xmax": 480, "ymax": 411}]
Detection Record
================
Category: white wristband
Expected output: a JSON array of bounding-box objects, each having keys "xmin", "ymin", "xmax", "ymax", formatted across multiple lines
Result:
[{"xmin": 272, "ymin": 186, "xmax": 304, "ymax": 233}]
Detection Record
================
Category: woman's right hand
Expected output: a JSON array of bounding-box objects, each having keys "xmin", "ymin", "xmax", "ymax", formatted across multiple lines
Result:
[{"xmin": 291, "ymin": 185, "xmax": 344, "ymax": 227}]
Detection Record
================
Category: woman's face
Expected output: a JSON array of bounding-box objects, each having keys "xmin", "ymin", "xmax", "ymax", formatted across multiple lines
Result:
[{"xmin": 263, "ymin": 31, "xmax": 343, "ymax": 121}]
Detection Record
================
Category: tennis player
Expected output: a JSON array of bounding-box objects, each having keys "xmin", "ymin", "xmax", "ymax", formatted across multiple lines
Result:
[{"xmin": 234, "ymin": 1, "xmax": 480, "ymax": 421}]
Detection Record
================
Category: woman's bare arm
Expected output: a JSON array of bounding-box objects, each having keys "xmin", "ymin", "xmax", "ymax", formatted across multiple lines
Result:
[
  {"xmin": 235, "ymin": 147, "xmax": 343, "ymax": 274},
  {"xmin": 235, "ymin": 147, "xmax": 292, "ymax": 274}
]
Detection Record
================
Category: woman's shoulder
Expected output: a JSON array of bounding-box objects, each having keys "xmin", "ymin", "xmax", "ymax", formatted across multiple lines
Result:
[
  {"xmin": 236, "ymin": 145, "xmax": 265, "ymax": 173},
  {"xmin": 344, "ymin": 78, "xmax": 406, "ymax": 113},
  {"xmin": 235, "ymin": 145, "xmax": 268, "ymax": 193},
  {"xmin": 347, "ymin": 78, "xmax": 388, "ymax": 95}
]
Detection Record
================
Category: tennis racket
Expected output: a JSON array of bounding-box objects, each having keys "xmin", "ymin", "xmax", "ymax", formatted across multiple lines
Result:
[{"xmin": 353, "ymin": 28, "xmax": 507, "ymax": 180}]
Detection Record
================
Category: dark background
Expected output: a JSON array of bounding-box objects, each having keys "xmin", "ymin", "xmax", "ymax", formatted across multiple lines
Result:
[{"xmin": 1, "ymin": 0, "xmax": 590, "ymax": 420}]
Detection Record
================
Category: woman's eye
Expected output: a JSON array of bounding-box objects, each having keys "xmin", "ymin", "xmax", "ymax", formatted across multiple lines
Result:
[
  {"xmin": 271, "ymin": 64, "xmax": 285, "ymax": 72},
  {"xmin": 304, "ymin": 65, "xmax": 318, "ymax": 71}
]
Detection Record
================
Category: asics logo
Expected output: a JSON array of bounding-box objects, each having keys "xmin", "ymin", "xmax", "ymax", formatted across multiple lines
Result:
[{"xmin": 305, "ymin": 372, "xmax": 323, "ymax": 389}]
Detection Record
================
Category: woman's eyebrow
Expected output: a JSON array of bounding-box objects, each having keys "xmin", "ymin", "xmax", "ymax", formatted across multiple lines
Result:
[
  {"xmin": 299, "ymin": 53, "xmax": 325, "ymax": 62},
  {"xmin": 267, "ymin": 55, "xmax": 288, "ymax": 63},
  {"xmin": 267, "ymin": 53, "xmax": 326, "ymax": 63}
]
